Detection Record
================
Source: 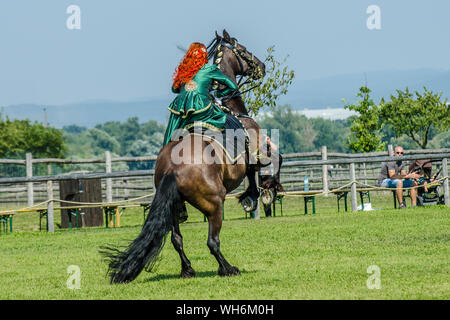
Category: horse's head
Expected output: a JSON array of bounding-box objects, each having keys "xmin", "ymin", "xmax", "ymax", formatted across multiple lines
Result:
[{"xmin": 212, "ymin": 29, "xmax": 265, "ymax": 80}]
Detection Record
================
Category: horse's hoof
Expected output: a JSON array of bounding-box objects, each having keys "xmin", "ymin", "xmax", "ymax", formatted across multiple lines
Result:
[
  {"xmin": 261, "ymin": 189, "xmax": 274, "ymax": 205},
  {"xmin": 180, "ymin": 267, "xmax": 196, "ymax": 278},
  {"xmin": 218, "ymin": 266, "xmax": 240, "ymax": 277},
  {"xmin": 241, "ymin": 197, "xmax": 257, "ymax": 212}
]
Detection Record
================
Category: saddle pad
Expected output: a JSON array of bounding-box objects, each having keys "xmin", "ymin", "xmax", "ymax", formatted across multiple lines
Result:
[{"xmin": 183, "ymin": 114, "xmax": 248, "ymax": 164}]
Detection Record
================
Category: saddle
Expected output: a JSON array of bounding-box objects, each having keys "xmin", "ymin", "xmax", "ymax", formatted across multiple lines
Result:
[{"xmin": 183, "ymin": 112, "xmax": 249, "ymax": 165}]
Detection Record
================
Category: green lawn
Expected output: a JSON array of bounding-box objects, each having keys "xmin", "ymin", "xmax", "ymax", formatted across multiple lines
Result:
[{"xmin": 0, "ymin": 193, "xmax": 449, "ymax": 300}]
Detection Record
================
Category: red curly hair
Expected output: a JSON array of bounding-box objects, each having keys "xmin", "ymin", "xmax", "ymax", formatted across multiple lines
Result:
[{"xmin": 173, "ymin": 42, "xmax": 208, "ymax": 90}]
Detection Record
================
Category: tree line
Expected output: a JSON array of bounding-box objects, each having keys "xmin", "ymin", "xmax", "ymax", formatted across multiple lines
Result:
[
  {"xmin": 344, "ymin": 86, "xmax": 449, "ymax": 152},
  {"xmin": 60, "ymin": 110, "xmax": 352, "ymax": 160}
]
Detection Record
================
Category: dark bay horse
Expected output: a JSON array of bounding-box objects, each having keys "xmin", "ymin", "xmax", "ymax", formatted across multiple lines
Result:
[
  {"xmin": 210, "ymin": 30, "xmax": 284, "ymax": 208},
  {"xmin": 102, "ymin": 30, "xmax": 271, "ymax": 283}
]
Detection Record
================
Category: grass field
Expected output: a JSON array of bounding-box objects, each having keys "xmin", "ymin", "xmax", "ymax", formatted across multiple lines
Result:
[{"xmin": 0, "ymin": 193, "xmax": 449, "ymax": 300}]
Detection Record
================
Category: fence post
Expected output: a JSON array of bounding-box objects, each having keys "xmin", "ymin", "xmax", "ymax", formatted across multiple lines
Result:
[
  {"xmin": 388, "ymin": 145, "xmax": 394, "ymax": 157},
  {"xmin": 321, "ymin": 146, "xmax": 329, "ymax": 195},
  {"xmin": 350, "ymin": 163, "xmax": 357, "ymax": 212},
  {"xmin": 47, "ymin": 180, "xmax": 54, "ymax": 232},
  {"xmin": 105, "ymin": 151, "xmax": 112, "ymax": 203},
  {"xmin": 124, "ymin": 179, "xmax": 130, "ymax": 200},
  {"xmin": 253, "ymin": 171, "xmax": 260, "ymax": 219},
  {"xmin": 363, "ymin": 162, "xmax": 368, "ymax": 186},
  {"xmin": 442, "ymin": 158, "xmax": 449, "ymax": 206},
  {"xmin": 26, "ymin": 152, "xmax": 33, "ymax": 206}
]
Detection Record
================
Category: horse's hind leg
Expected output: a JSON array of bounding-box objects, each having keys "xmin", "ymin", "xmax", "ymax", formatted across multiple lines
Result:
[
  {"xmin": 206, "ymin": 199, "xmax": 240, "ymax": 276},
  {"xmin": 171, "ymin": 217, "xmax": 195, "ymax": 278}
]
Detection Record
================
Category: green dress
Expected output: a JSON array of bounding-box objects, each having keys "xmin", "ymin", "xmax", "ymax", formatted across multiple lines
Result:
[{"xmin": 163, "ymin": 64, "xmax": 238, "ymax": 145}]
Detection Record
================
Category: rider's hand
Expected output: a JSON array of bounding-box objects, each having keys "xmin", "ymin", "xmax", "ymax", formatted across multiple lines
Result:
[{"xmin": 215, "ymin": 98, "xmax": 222, "ymax": 106}]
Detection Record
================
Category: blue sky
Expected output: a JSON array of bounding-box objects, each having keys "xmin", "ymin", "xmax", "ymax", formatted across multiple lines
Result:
[{"xmin": 0, "ymin": 0, "xmax": 449, "ymax": 106}]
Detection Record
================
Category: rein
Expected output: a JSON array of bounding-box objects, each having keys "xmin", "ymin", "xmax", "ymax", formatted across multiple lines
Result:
[{"xmin": 207, "ymin": 36, "xmax": 263, "ymax": 102}]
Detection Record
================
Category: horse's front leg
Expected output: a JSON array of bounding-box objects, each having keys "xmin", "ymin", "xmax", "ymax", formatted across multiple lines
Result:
[{"xmin": 238, "ymin": 165, "xmax": 260, "ymax": 212}]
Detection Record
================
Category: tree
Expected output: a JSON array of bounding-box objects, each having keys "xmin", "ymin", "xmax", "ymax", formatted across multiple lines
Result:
[
  {"xmin": 141, "ymin": 120, "xmax": 166, "ymax": 137},
  {"xmin": 379, "ymin": 87, "xmax": 450, "ymax": 149},
  {"xmin": 259, "ymin": 105, "xmax": 317, "ymax": 153},
  {"xmin": 0, "ymin": 113, "xmax": 66, "ymax": 158},
  {"xmin": 429, "ymin": 130, "xmax": 450, "ymax": 149},
  {"xmin": 63, "ymin": 124, "xmax": 87, "ymax": 134},
  {"xmin": 126, "ymin": 132, "xmax": 163, "ymax": 170},
  {"xmin": 94, "ymin": 117, "xmax": 165, "ymax": 155},
  {"xmin": 344, "ymin": 87, "xmax": 386, "ymax": 153},
  {"xmin": 241, "ymin": 46, "xmax": 295, "ymax": 116},
  {"xmin": 64, "ymin": 117, "xmax": 167, "ymax": 159},
  {"xmin": 310, "ymin": 118, "xmax": 351, "ymax": 153},
  {"xmin": 89, "ymin": 128, "xmax": 121, "ymax": 154}
]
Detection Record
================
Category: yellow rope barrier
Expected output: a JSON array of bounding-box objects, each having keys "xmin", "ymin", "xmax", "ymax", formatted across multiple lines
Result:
[
  {"xmin": 1, "ymin": 176, "xmax": 447, "ymax": 215},
  {"xmin": 54, "ymin": 192, "xmax": 155, "ymax": 206},
  {"xmin": 260, "ymin": 176, "xmax": 449, "ymax": 199},
  {"xmin": 0, "ymin": 200, "xmax": 51, "ymax": 215},
  {"xmin": 0, "ymin": 192, "xmax": 155, "ymax": 215}
]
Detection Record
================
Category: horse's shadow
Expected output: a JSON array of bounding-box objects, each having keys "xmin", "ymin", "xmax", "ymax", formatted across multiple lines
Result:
[{"xmin": 144, "ymin": 269, "xmax": 254, "ymax": 282}]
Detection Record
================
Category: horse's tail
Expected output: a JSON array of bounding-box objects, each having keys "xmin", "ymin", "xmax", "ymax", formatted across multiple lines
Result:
[{"xmin": 100, "ymin": 172, "xmax": 181, "ymax": 284}]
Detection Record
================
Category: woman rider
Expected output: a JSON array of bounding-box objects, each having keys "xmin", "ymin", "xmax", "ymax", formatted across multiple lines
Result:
[
  {"xmin": 162, "ymin": 42, "xmax": 238, "ymax": 222},
  {"xmin": 163, "ymin": 42, "xmax": 239, "ymax": 146}
]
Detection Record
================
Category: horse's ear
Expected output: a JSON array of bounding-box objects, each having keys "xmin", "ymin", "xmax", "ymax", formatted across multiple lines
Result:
[
  {"xmin": 223, "ymin": 29, "xmax": 231, "ymax": 42},
  {"xmin": 215, "ymin": 31, "xmax": 221, "ymax": 41}
]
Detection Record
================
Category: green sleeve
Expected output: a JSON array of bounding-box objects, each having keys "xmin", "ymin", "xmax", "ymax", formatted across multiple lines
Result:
[{"xmin": 209, "ymin": 65, "xmax": 239, "ymax": 98}]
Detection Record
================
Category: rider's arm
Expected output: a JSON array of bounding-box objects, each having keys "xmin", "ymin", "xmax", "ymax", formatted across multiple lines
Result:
[{"xmin": 209, "ymin": 65, "xmax": 239, "ymax": 98}]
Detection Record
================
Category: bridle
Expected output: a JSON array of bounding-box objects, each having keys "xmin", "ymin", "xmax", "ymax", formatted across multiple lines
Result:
[{"xmin": 207, "ymin": 35, "xmax": 264, "ymax": 101}]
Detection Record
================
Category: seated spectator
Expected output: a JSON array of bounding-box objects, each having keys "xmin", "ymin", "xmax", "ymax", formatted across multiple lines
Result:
[{"xmin": 378, "ymin": 146, "xmax": 420, "ymax": 209}]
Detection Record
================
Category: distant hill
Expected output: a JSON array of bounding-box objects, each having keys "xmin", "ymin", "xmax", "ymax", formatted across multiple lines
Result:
[
  {"xmin": 2, "ymin": 68, "xmax": 449, "ymax": 128},
  {"xmin": 1, "ymin": 98, "xmax": 172, "ymax": 128}
]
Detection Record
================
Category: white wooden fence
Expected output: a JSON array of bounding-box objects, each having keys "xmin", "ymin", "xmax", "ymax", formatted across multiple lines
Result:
[{"xmin": 0, "ymin": 146, "xmax": 449, "ymax": 211}]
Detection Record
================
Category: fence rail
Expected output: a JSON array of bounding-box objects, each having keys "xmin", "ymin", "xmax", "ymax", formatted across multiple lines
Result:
[
  {"xmin": 2, "ymin": 148, "xmax": 448, "ymax": 165},
  {"xmin": 0, "ymin": 170, "xmax": 155, "ymax": 184},
  {"xmin": 282, "ymin": 153, "xmax": 450, "ymax": 167},
  {"xmin": 0, "ymin": 155, "xmax": 158, "ymax": 165}
]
